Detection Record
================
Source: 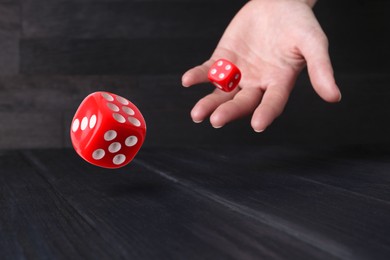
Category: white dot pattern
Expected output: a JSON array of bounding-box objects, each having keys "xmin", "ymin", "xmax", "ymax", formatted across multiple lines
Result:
[
  {"xmin": 72, "ymin": 119, "xmax": 80, "ymax": 132},
  {"xmin": 225, "ymin": 65, "xmax": 231, "ymax": 70},
  {"xmin": 113, "ymin": 154, "xmax": 126, "ymax": 165},
  {"xmin": 89, "ymin": 115, "xmax": 97, "ymax": 129},
  {"xmin": 218, "ymin": 73, "xmax": 225, "ymax": 79},
  {"xmin": 125, "ymin": 136, "xmax": 138, "ymax": 147},
  {"xmin": 229, "ymin": 82, "xmax": 234, "ymax": 88},
  {"xmin": 217, "ymin": 60, "xmax": 223, "ymax": 66},
  {"xmin": 107, "ymin": 103, "xmax": 119, "ymax": 112},
  {"xmin": 81, "ymin": 117, "xmax": 88, "ymax": 130},
  {"xmin": 113, "ymin": 113, "xmax": 125, "ymax": 123},
  {"xmin": 116, "ymin": 96, "xmax": 129, "ymax": 105},
  {"xmin": 122, "ymin": 106, "xmax": 135, "ymax": 115},
  {"xmin": 101, "ymin": 93, "xmax": 114, "ymax": 101},
  {"xmin": 235, "ymin": 74, "xmax": 240, "ymax": 80},
  {"xmin": 71, "ymin": 92, "xmax": 145, "ymax": 167},
  {"xmin": 128, "ymin": 117, "xmax": 141, "ymax": 127},
  {"xmin": 104, "ymin": 130, "xmax": 117, "ymax": 141},
  {"xmin": 77, "ymin": 92, "xmax": 145, "ymax": 167},
  {"xmin": 92, "ymin": 149, "xmax": 105, "ymax": 160},
  {"xmin": 108, "ymin": 142, "xmax": 121, "ymax": 153},
  {"xmin": 210, "ymin": 69, "xmax": 217, "ymax": 75}
]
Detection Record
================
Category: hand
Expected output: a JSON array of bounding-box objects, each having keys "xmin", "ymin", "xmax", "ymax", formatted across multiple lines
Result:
[{"xmin": 182, "ymin": 0, "xmax": 341, "ymax": 132}]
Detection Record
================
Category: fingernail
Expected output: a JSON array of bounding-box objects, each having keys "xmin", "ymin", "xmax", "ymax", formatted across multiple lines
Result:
[
  {"xmin": 181, "ymin": 75, "xmax": 190, "ymax": 87},
  {"xmin": 193, "ymin": 120, "xmax": 203, "ymax": 123},
  {"xmin": 338, "ymin": 93, "xmax": 342, "ymax": 102},
  {"xmin": 213, "ymin": 125, "xmax": 223, "ymax": 129},
  {"xmin": 254, "ymin": 128, "xmax": 265, "ymax": 133}
]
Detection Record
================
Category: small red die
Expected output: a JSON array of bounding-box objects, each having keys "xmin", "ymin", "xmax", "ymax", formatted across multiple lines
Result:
[
  {"xmin": 208, "ymin": 59, "xmax": 241, "ymax": 92},
  {"xmin": 70, "ymin": 91, "xmax": 146, "ymax": 169}
]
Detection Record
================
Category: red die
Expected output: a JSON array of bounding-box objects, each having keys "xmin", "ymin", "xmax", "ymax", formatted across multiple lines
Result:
[
  {"xmin": 208, "ymin": 59, "xmax": 241, "ymax": 92},
  {"xmin": 70, "ymin": 91, "xmax": 146, "ymax": 169}
]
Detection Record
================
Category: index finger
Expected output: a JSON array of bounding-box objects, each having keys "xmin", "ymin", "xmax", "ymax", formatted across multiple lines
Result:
[{"xmin": 182, "ymin": 60, "xmax": 214, "ymax": 87}]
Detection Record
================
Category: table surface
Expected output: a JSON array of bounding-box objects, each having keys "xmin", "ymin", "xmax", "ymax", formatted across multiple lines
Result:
[{"xmin": 1, "ymin": 144, "xmax": 389, "ymax": 260}]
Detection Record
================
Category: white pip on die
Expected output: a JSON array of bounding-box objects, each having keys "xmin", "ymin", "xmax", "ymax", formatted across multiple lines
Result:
[
  {"xmin": 208, "ymin": 59, "xmax": 241, "ymax": 92},
  {"xmin": 70, "ymin": 91, "xmax": 146, "ymax": 169}
]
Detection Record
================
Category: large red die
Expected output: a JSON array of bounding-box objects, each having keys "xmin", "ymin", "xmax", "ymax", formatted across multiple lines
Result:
[
  {"xmin": 70, "ymin": 91, "xmax": 146, "ymax": 169},
  {"xmin": 208, "ymin": 59, "xmax": 241, "ymax": 92}
]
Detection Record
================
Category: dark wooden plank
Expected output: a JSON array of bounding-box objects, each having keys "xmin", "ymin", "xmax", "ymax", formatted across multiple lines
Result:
[
  {"xmin": 0, "ymin": 112, "xmax": 62, "ymax": 149},
  {"xmin": 137, "ymin": 145, "xmax": 390, "ymax": 259},
  {"xmin": 0, "ymin": 74, "xmax": 204, "ymax": 112},
  {"xmin": 20, "ymin": 0, "xmax": 390, "ymax": 74},
  {"xmin": 2, "ymin": 145, "xmax": 389, "ymax": 259},
  {"xmin": 0, "ymin": 4, "xmax": 19, "ymax": 75},
  {"xmin": 0, "ymin": 38, "xmax": 19, "ymax": 75},
  {"xmin": 194, "ymin": 144, "xmax": 390, "ymax": 203},
  {"xmin": 274, "ymin": 145, "xmax": 390, "ymax": 202},
  {"xmin": 0, "ymin": 75, "xmax": 140, "ymax": 149},
  {"xmin": 0, "ymin": 151, "xmax": 117, "ymax": 259},
  {"xmin": 22, "ymin": 1, "xmax": 242, "ymax": 38},
  {"xmin": 0, "ymin": 75, "xmax": 137, "ymax": 112},
  {"xmin": 2, "ymin": 148, "xmax": 338, "ymax": 260},
  {"xmin": 0, "ymin": 3, "xmax": 19, "ymax": 37},
  {"xmin": 20, "ymin": 38, "xmax": 217, "ymax": 74}
]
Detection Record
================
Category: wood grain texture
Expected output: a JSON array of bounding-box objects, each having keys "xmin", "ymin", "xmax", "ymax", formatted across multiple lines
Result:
[
  {"xmin": 0, "ymin": 4, "xmax": 19, "ymax": 75},
  {"xmin": 0, "ymin": 75, "xmax": 137, "ymax": 111},
  {"xmin": 0, "ymin": 112, "xmax": 62, "ymax": 149},
  {"xmin": 137, "ymin": 145, "xmax": 390, "ymax": 260},
  {"xmin": 20, "ymin": 38, "xmax": 217, "ymax": 74},
  {"xmin": 21, "ymin": 1, "xmax": 242, "ymax": 38},
  {"xmin": 0, "ymin": 145, "xmax": 388, "ymax": 259}
]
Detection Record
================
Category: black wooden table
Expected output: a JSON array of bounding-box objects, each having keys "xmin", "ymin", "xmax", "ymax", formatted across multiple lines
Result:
[{"xmin": 1, "ymin": 144, "xmax": 389, "ymax": 259}]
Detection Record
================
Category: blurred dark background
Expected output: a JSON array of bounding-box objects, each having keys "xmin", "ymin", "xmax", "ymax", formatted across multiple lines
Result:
[{"xmin": 0, "ymin": 0, "xmax": 388, "ymax": 149}]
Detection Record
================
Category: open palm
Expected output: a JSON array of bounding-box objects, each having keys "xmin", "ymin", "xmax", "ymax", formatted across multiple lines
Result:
[{"xmin": 182, "ymin": 0, "xmax": 341, "ymax": 132}]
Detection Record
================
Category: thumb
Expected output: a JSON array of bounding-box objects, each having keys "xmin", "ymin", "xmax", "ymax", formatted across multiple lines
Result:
[
  {"xmin": 181, "ymin": 60, "xmax": 213, "ymax": 87},
  {"xmin": 301, "ymin": 33, "xmax": 342, "ymax": 103}
]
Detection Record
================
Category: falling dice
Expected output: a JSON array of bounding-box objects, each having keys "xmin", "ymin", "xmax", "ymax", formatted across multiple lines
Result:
[
  {"xmin": 70, "ymin": 91, "xmax": 146, "ymax": 169},
  {"xmin": 208, "ymin": 59, "xmax": 241, "ymax": 92}
]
